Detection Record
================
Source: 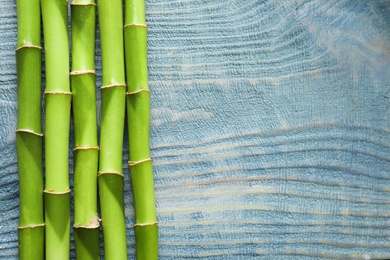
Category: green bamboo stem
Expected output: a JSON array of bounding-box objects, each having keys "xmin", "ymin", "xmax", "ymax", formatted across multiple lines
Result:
[
  {"xmin": 71, "ymin": 1, "xmax": 100, "ymax": 259},
  {"xmin": 16, "ymin": 0, "xmax": 44, "ymax": 257},
  {"xmin": 97, "ymin": 0, "xmax": 128, "ymax": 258},
  {"xmin": 41, "ymin": 0, "xmax": 71, "ymax": 259},
  {"xmin": 124, "ymin": 1, "xmax": 158, "ymax": 258}
]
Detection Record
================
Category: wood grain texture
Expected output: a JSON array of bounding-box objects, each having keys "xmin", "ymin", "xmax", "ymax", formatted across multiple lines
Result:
[{"xmin": 1, "ymin": 0, "xmax": 389, "ymax": 259}]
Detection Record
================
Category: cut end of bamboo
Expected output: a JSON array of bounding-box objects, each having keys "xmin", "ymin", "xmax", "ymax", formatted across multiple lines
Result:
[{"xmin": 74, "ymin": 215, "xmax": 100, "ymax": 229}]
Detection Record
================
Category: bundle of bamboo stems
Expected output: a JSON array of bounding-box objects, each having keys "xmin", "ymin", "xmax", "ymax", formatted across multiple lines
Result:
[{"xmin": 15, "ymin": 0, "xmax": 158, "ymax": 259}]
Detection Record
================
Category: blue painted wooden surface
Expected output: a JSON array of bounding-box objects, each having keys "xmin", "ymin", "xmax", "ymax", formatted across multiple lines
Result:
[{"xmin": 1, "ymin": 0, "xmax": 389, "ymax": 259}]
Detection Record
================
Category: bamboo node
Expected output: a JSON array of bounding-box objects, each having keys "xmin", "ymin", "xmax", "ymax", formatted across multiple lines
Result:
[
  {"xmin": 70, "ymin": 70, "xmax": 96, "ymax": 75},
  {"xmin": 128, "ymin": 158, "xmax": 152, "ymax": 166},
  {"xmin": 100, "ymin": 83, "xmax": 126, "ymax": 89},
  {"xmin": 126, "ymin": 88, "xmax": 150, "ymax": 95},
  {"xmin": 18, "ymin": 223, "xmax": 45, "ymax": 230},
  {"xmin": 134, "ymin": 222, "xmax": 158, "ymax": 227},
  {"xmin": 44, "ymin": 189, "xmax": 71, "ymax": 195},
  {"xmin": 97, "ymin": 171, "xmax": 124, "ymax": 177},
  {"xmin": 71, "ymin": 1, "xmax": 96, "ymax": 6},
  {"xmin": 15, "ymin": 44, "xmax": 42, "ymax": 51},
  {"xmin": 124, "ymin": 23, "xmax": 147, "ymax": 28},
  {"xmin": 74, "ymin": 215, "xmax": 100, "ymax": 229},
  {"xmin": 44, "ymin": 91, "xmax": 72, "ymax": 95},
  {"xmin": 73, "ymin": 146, "xmax": 99, "ymax": 151},
  {"xmin": 16, "ymin": 129, "xmax": 43, "ymax": 137}
]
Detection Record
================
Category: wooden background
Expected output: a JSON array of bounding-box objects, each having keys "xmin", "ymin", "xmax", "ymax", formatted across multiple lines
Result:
[{"xmin": 1, "ymin": 0, "xmax": 389, "ymax": 259}]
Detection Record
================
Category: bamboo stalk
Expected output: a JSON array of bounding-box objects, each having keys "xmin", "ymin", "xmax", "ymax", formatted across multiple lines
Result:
[
  {"xmin": 97, "ymin": 0, "xmax": 128, "ymax": 258},
  {"xmin": 124, "ymin": 1, "xmax": 158, "ymax": 258},
  {"xmin": 71, "ymin": 0, "xmax": 100, "ymax": 259},
  {"xmin": 41, "ymin": 0, "xmax": 71, "ymax": 258},
  {"xmin": 15, "ymin": 0, "xmax": 44, "ymax": 258}
]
